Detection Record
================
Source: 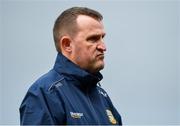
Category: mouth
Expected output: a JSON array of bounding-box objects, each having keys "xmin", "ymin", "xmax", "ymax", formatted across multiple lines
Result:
[{"xmin": 97, "ymin": 54, "xmax": 105, "ymax": 59}]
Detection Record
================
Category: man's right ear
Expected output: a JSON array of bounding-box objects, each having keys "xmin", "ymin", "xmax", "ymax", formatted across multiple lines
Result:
[{"xmin": 60, "ymin": 36, "xmax": 72, "ymax": 53}]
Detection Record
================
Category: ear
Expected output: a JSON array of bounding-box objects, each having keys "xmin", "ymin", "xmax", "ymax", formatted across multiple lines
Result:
[{"xmin": 60, "ymin": 36, "xmax": 72, "ymax": 53}]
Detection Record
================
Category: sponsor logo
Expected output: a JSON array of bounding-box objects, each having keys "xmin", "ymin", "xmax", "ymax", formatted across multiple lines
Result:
[
  {"xmin": 106, "ymin": 109, "xmax": 117, "ymax": 124},
  {"xmin": 70, "ymin": 112, "xmax": 84, "ymax": 119}
]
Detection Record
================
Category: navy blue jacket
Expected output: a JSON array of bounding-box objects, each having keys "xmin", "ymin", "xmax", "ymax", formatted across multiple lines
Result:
[{"xmin": 20, "ymin": 53, "xmax": 122, "ymax": 125}]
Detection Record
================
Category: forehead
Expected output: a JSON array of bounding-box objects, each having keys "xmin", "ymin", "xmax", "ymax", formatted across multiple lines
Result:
[{"xmin": 76, "ymin": 15, "xmax": 105, "ymax": 34}]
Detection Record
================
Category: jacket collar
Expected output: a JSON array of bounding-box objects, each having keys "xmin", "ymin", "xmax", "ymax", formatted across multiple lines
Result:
[{"xmin": 53, "ymin": 53, "xmax": 103, "ymax": 88}]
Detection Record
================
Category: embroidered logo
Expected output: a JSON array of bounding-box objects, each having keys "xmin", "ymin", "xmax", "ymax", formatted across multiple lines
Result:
[
  {"xmin": 106, "ymin": 109, "xmax": 117, "ymax": 124},
  {"xmin": 70, "ymin": 112, "xmax": 84, "ymax": 119}
]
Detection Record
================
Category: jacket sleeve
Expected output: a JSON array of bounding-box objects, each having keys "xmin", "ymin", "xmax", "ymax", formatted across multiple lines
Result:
[{"xmin": 19, "ymin": 86, "xmax": 65, "ymax": 125}]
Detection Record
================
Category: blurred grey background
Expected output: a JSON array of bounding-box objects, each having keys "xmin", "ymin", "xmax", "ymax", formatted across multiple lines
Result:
[{"xmin": 0, "ymin": 0, "xmax": 180, "ymax": 125}]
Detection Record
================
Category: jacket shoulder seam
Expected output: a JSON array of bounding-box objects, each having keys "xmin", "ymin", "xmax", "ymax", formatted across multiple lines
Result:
[
  {"xmin": 47, "ymin": 69, "xmax": 65, "ymax": 92},
  {"xmin": 48, "ymin": 77, "xmax": 65, "ymax": 91}
]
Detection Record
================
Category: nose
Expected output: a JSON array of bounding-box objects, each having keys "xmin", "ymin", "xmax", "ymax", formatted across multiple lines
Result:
[{"xmin": 97, "ymin": 42, "xmax": 106, "ymax": 52}]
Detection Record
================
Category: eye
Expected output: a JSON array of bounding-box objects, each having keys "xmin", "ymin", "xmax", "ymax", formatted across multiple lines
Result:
[
  {"xmin": 102, "ymin": 34, "xmax": 105, "ymax": 39},
  {"xmin": 87, "ymin": 35, "xmax": 100, "ymax": 43}
]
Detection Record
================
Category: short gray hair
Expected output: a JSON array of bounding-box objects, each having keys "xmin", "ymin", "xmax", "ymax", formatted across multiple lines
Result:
[{"xmin": 53, "ymin": 7, "xmax": 103, "ymax": 52}]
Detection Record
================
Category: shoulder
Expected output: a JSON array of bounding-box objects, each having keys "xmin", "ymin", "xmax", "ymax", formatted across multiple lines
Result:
[
  {"xmin": 28, "ymin": 69, "xmax": 65, "ymax": 94},
  {"xmin": 20, "ymin": 70, "xmax": 67, "ymax": 124}
]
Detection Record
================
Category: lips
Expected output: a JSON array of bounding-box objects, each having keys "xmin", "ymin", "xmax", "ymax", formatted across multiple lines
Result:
[{"xmin": 97, "ymin": 54, "xmax": 104, "ymax": 59}]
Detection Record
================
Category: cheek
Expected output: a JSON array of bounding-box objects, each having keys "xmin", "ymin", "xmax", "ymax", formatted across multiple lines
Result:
[
  {"xmin": 84, "ymin": 47, "xmax": 96, "ymax": 59},
  {"xmin": 81, "ymin": 50, "xmax": 92, "ymax": 60},
  {"xmin": 74, "ymin": 46, "xmax": 88, "ymax": 59},
  {"xmin": 74, "ymin": 43, "xmax": 96, "ymax": 61}
]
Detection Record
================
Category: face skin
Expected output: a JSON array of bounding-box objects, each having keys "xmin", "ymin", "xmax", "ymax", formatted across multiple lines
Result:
[{"xmin": 61, "ymin": 15, "xmax": 106, "ymax": 73}]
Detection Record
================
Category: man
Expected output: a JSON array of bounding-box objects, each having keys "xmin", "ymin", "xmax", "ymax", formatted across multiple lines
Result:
[{"xmin": 20, "ymin": 7, "xmax": 122, "ymax": 125}]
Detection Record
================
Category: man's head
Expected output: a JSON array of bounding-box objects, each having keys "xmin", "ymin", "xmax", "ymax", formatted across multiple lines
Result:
[{"xmin": 53, "ymin": 7, "xmax": 106, "ymax": 73}]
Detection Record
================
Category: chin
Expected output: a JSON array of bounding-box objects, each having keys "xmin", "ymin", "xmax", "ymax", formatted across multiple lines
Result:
[
  {"xmin": 95, "ymin": 64, "xmax": 105, "ymax": 72},
  {"xmin": 88, "ymin": 61, "xmax": 105, "ymax": 73}
]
